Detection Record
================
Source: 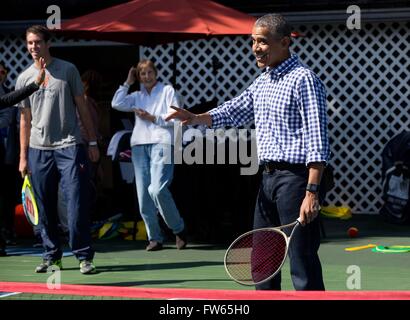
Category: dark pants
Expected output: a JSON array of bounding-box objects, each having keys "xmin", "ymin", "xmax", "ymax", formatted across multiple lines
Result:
[
  {"xmin": 28, "ymin": 145, "xmax": 94, "ymax": 262},
  {"xmin": 0, "ymin": 150, "xmax": 15, "ymax": 250},
  {"xmin": 254, "ymin": 165, "xmax": 325, "ymax": 291},
  {"xmin": 0, "ymin": 147, "xmax": 6, "ymax": 250},
  {"xmin": 0, "ymin": 164, "xmax": 18, "ymax": 237}
]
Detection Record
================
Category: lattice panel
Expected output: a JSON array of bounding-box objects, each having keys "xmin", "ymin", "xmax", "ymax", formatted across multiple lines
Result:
[
  {"xmin": 293, "ymin": 22, "xmax": 410, "ymax": 213},
  {"xmin": 140, "ymin": 21, "xmax": 410, "ymax": 214},
  {"xmin": 0, "ymin": 33, "xmax": 111, "ymax": 87},
  {"xmin": 140, "ymin": 36, "xmax": 260, "ymax": 107},
  {"xmin": 0, "ymin": 33, "xmax": 33, "ymax": 89}
]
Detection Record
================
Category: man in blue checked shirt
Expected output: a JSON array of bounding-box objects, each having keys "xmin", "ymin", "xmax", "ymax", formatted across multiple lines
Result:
[{"xmin": 167, "ymin": 14, "xmax": 330, "ymax": 291}]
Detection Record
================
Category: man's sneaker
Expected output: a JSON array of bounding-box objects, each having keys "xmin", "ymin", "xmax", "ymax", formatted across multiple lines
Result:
[
  {"xmin": 175, "ymin": 230, "xmax": 187, "ymax": 250},
  {"xmin": 35, "ymin": 259, "xmax": 63, "ymax": 273},
  {"xmin": 80, "ymin": 260, "xmax": 96, "ymax": 274}
]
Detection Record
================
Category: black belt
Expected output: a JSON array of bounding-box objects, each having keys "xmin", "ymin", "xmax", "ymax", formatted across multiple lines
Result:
[{"xmin": 263, "ymin": 162, "xmax": 306, "ymax": 173}]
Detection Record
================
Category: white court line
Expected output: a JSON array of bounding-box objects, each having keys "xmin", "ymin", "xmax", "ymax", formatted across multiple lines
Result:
[{"xmin": 0, "ymin": 292, "xmax": 22, "ymax": 298}]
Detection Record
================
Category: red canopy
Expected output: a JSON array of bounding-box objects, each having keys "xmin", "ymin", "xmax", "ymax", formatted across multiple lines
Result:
[{"xmin": 59, "ymin": 0, "xmax": 256, "ymax": 45}]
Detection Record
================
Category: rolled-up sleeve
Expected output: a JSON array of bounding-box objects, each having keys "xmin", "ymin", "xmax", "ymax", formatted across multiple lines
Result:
[
  {"xmin": 0, "ymin": 82, "xmax": 39, "ymax": 108},
  {"xmin": 297, "ymin": 72, "xmax": 330, "ymax": 165}
]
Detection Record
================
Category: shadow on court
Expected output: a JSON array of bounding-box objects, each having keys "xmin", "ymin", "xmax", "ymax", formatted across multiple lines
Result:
[
  {"xmin": 61, "ymin": 261, "xmax": 223, "ymax": 273},
  {"xmin": 93, "ymin": 240, "xmax": 227, "ymax": 253},
  {"xmin": 84, "ymin": 278, "xmax": 228, "ymax": 287}
]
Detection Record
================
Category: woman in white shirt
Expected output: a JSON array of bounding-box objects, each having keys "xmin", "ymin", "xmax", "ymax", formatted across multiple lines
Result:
[{"xmin": 112, "ymin": 60, "xmax": 186, "ymax": 251}]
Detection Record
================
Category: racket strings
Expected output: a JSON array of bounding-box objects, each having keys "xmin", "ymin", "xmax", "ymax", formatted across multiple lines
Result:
[
  {"xmin": 225, "ymin": 230, "xmax": 287, "ymax": 284},
  {"xmin": 23, "ymin": 186, "xmax": 37, "ymax": 224}
]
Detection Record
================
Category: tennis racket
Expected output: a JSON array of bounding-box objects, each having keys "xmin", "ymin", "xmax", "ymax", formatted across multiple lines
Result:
[
  {"xmin": 21, "ymin": 175, "xmax": 39, "ymax": 226},
  {"xmin": 224, "ymin": 218, "xmax": 301, "ymax": 286}
]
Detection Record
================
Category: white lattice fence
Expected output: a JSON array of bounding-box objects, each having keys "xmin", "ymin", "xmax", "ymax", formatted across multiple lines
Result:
[
  {"xmin": 294, "ymin": 22, "xmax": 410, "ymax": 213},
  {"xmin": 140, "ymin": 36, "xmax": 261, "ymax": 107},
  {"xmin": 140, "ymin": 21, "xmax": 410, "ymax": 214},
  {"xmin": 0, "ymin": 33, "xmax": 33, "ymax": 88},
  {"xmin": 0, "ymin": 33, "xmax": 114, "ymax": 86}
]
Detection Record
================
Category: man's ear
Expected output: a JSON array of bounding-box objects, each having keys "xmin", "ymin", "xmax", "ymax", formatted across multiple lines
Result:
[{"xmin": 281, "ymin": 36, "xmax": 291, "ymax": 48}]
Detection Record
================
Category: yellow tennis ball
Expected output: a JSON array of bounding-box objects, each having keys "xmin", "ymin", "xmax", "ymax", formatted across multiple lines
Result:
[{"xmin": 348, "ymin": 227, "xmax": 359, "ymax": 238}]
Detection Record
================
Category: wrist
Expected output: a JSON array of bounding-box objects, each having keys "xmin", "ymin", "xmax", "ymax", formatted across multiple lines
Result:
[
  {"xmin": 191, "ymin": 114, "xmax": 200, "ymax": 125},
  {"xmin": 306, "ymin": 191, "xmax": 319, "ymax": 199},
  {"xmin": 123, "ymin": 81, "xmax": 131, "ymax": 88},
  {"xmin": 88, "ymin": 140, "xmax": 98, "ymax": 147},
  {"xmin": 199, "ymin": 113, "xmax": 212, "ymax": 127},
  {"xmin": 20, "ymin": 148, "xmax": 28, "ymax": 157},
  {"xmin": 306, "ymin": 183, "xmax": 320, "ymax": 194}
]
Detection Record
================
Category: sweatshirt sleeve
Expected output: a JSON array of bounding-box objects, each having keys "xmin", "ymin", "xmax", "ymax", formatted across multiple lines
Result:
[{"xmin": 0, "ymin": 82, "xmax": 39, "ymax": 109}]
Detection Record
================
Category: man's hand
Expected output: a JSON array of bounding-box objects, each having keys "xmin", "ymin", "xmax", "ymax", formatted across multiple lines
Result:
[
  {"xmin": 35, "ymin": 57, "xmax": 46, "ymax": 87},
  {"xmin": 299, "ymin": 192, "xmax": 321, "ymax": 226},
  {"xmin": 165, "ymin": 106, "xmax": 199, "ymax": 125},
  {"xmin": 134, "ymin": 108, "xmax": 156, "ymax": 123}
]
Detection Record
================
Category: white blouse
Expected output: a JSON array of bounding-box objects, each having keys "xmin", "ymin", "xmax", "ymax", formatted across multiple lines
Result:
[{"xmin": 112, "ymin": 82, "xmax": 181, "ymax": 146}]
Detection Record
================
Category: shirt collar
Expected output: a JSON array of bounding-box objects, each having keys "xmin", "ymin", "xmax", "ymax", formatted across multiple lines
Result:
[
  {"xmin": 140, "ymin": 81, "xmax": 162, "ymax": 95},
  {"xmin": 266, "ymin": 54, "xmax": 299, "ymax": 78}
]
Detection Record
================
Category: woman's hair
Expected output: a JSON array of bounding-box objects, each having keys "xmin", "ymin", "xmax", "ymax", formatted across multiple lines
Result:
[
  {"xmin": 81, "ymin": 70, "xmax": 102, "ymax": 100},
  {"xmin": 135, "ymin": 59, "xmax": 158, "ymax": 80}
]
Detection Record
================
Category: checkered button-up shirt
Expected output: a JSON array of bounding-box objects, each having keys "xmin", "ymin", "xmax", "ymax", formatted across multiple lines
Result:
[{"xmin": 209, "ymin": 54, "xmax": 330, "ymax": 165}]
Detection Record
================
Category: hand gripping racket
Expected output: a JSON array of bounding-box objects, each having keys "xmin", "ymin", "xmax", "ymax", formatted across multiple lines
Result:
[
  {"xmin": 21, "ymin": 175, "xmax": 39, "ymax": 226},
  {"xmin": 224, "ymin": 218, "xmax": 301, "ymax": 286}
]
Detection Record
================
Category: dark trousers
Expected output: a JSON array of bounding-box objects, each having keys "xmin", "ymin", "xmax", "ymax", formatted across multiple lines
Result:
[
  {"xmin": 0, "ymin": 154, "xmax": 16, "ymax": 249},
  {"xmin": 28, "ymin": 145, "xmax": 94, "ymax": 262},
  {"xmin": 0, "ymin": 164, "xmax": 18, "ymax": 236},
  {"xmin": 254, "ymin": 165, "xmax": 325, "ymax": 291},
  {"xmin": 0, "ymin": 147, "xmax": 6, "ymax": 249}
]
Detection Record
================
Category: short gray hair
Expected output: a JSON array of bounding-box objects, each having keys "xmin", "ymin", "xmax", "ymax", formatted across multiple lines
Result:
[{"xmin": 254, "ymin": 14, "xmax": 292, "ymax": 39}]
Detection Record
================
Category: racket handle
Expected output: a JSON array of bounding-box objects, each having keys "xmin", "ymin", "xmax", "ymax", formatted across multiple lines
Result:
[{"xmin": 345, "ymin": 244, "xmax": 377, "ymax": 251}]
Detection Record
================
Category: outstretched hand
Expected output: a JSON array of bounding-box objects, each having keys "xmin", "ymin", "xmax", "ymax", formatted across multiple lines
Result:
[{"xmin": 165, "ymin": 106, "xmax": 199, "ymax": 125}]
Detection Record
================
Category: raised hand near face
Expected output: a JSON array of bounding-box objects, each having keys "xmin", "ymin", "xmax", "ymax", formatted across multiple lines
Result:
[
  {"xmin": 126, "ymin": 66, "xmax": 138, "ymax": 86},
  {"xmin": 35, "ymin": 57, "xmax": 46, "ymax": 87}
]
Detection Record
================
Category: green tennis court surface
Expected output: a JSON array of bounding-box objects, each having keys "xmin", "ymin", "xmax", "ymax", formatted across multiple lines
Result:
[{"xmin": 1, "ymin": 215, "xmax": 409, "ymax": 300}]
